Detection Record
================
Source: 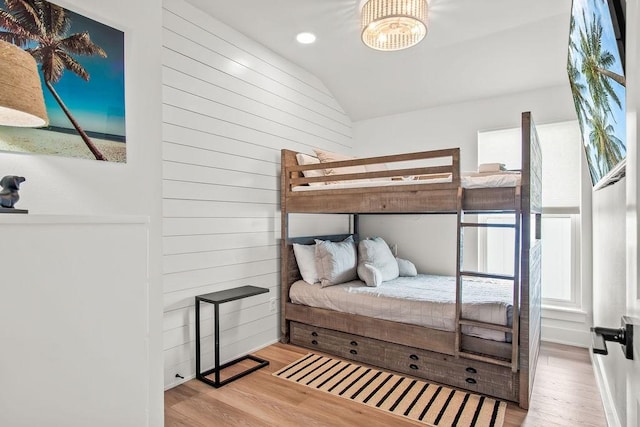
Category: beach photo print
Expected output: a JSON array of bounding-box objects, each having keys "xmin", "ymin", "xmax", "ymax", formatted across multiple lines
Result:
[{"xmin": 0, "ymin": 0, "xmax": 126, "ymax": 162}]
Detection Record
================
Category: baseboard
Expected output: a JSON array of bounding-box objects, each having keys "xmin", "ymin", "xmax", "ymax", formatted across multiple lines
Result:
[
  {"xmin": 541, "ymin": 323, "xmax": 591, "ymax": 348},
  {"xmin": 164, "ymin": 338, "xmax": 280, "ymax": 391},
  {"xmin": 591, "ymin": 352, "xmax": 622, "ymax": 427},
  {"xmin": 165, "ymin": 373, "xmax": 195, "ymax": 391}
]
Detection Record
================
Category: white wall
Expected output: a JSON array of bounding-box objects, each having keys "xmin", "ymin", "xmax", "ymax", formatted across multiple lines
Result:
[
  {"xmin": 353, "ymin": 85, "xmax": 577, "ymax": 169},
  {"xmin": 0, "ymin": 216, "xmax": 150, "ymax": 427},
  {"xmin": 0, "ymin": 0, "xmax": 164, "ymax": 425},
  {"xmin": 161, "ymin": 0, "xmax": 353, "ymax": 389}
]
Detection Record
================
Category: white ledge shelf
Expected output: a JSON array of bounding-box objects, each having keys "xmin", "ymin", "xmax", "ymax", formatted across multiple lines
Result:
[{"xmin": 0, "ymin": 214, "xmax": 149, "ymax": 225}]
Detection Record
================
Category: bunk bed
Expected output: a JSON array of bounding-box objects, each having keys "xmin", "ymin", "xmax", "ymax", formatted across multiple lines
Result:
[{"xmin": 279, "ymin": 112, "xmax": 542, "ymax": 409}]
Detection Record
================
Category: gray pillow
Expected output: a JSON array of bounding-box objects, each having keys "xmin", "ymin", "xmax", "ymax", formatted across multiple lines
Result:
[
  {"xmin": 314, "ymin": 236, "xmax": 358, "ymax": 287},
  {"xmin": 292, "ymin": 243, "xmax": 319, "ymax": 284},
  {"xmin": 397, "ymin": 257, "xmax": 418, "ymax": 277},
  {"xmin": 357, "ymin": 263, "xmax": 382, "ymax": 287},
  {"xmin": 358, "ymin": 237, "xmax": 399, "ymax": 282}
]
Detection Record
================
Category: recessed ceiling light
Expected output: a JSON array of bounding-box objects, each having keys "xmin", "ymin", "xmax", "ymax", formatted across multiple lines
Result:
[{"xmin": 296, "ymin": 32, "xmax": 316, "ymax": 44}]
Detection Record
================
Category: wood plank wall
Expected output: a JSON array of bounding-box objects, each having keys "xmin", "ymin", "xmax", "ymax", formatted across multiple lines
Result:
[{"xmin": 162, "ymin": 0, "xmax": 353, "ymax": 389}]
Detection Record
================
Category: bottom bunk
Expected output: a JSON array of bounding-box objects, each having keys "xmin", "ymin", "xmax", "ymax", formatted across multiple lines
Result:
[{"xmin": 289, "ymin": 274, "xmax": 514, "ymax": 345}]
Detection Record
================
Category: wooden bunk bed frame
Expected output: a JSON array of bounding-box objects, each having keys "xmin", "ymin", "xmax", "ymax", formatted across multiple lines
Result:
[{"xmin": 279, "ymin": 112, "xmax": 542, "ymax": 409}]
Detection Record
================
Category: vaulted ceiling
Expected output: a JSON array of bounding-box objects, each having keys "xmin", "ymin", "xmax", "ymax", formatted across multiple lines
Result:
[{"xmin": 184, "ymin": 0, "xmax": 572, "ymax": 121}]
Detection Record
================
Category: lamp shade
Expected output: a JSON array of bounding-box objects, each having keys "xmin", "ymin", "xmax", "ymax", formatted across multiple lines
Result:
[
  {"xmin": 0, "ymin": 40, "xmax": 48, "ymax": 127},
  {"xmin": 361, "ymin": 0, "xmax": 428, "ymax": 51}
]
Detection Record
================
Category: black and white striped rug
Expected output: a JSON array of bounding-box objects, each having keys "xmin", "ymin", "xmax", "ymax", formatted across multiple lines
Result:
[{"xmin": 273, "ymin": 353, "xmax": 506, "ymax": 427}]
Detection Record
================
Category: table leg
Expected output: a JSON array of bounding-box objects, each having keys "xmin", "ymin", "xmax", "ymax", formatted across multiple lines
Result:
[
  {"xmin": 214, "ymin": 303, "xmax": 220, "ymax": 386},
  {"xmin": 195, "ymin": 298, "xmax": 201, "ymax": 379}
]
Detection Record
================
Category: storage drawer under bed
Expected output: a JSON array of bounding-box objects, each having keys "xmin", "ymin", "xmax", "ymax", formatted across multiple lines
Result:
[
  {"xmin": 383, "ymin": 344, "xmax": 517, "ymax": 401},
  {"xmin": 289, "ymin": 321, "xmax": 518, "ymax": 402},
  {"xmin": 290, "ymin": 321, "xmax": 381, "ymax": 366}
]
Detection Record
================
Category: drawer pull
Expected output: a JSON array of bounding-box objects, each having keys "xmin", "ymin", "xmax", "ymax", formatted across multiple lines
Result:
[
  {"xmin": 311, "ymin": 340, "xmax": 318, "ymax": 345},
  {"xmin": 350, "ymin": 349, "xmax": 358, "ymax": 355},
  {"xmin": 311, "ymin": 332, "xmax": 318, "ymax": 337},
  {"xmin": 350, "ymin": 341, "xmax": 358, "ymax": 346},
  {"xmin": 409, "ymin": 364, "xmax": 419, "ymax": 370},
  {"xmin": 465, "ymin": 367, "xmax": 477, "ymax": 374},
  {"xmin": 465, "ymin": 378, "xmax": 477, "ymax": 384},
  {"xmin": 409, "ymin": 354, "xmax": 419, "ymax": 361}
]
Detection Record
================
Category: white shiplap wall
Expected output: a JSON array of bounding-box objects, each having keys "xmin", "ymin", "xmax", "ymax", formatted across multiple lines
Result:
[{"xmin": 162, "ymin": 0, "xmax": 353, "ymax": 389}]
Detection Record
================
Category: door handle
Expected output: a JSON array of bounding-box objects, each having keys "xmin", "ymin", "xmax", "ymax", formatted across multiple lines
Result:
[{"xmin": 591, "ymin": 316, "xmax": 635, "ymax": 360}]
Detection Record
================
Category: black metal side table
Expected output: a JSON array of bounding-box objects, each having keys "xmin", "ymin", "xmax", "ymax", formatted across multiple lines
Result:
[{"xmin": 195, "ymin": 286, "xmax": 270, "ymax": 388}]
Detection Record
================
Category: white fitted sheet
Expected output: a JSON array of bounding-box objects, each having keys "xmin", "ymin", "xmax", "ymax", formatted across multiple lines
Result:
[
  {"xmin": 289, "ymin": 274, "xmax": 513, "ymax": 342},
  {"xmin": 291, "ymin": 172, "xmax": 520, "ymax": 192}
]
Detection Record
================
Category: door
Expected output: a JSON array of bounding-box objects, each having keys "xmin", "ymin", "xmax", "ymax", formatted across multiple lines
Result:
[
  {"xmin": 627, "ymin": 282, "xmax": 639, "ymax": 426},
  {"xmin": 627, "ymin": 1, "xmax": 640, "ymax": 425}
]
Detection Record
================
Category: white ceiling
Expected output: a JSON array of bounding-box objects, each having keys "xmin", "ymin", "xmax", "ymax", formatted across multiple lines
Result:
[{"xmin": 184, "ymin": 0, "xmax": 572, "ymax": 122}]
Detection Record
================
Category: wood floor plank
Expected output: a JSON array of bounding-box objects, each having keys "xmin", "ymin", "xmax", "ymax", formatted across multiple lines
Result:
[
  {"xmin": 165, "ymin": 341, "xmax": 607, "ymax": 427},
  {"xmin": 171, "ymin": 393, "xmax": 272, "ymax": 427},
  {"xmin": 165, "ymin": 377, "xmax": 207, "ymax": 408},
  {"xmin": 165, "ymin": 407, "xmax": 207, "ymax": 427}
]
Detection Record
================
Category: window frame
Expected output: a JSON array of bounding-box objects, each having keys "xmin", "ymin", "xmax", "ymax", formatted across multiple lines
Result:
[
  {"xmin": 539, "ymin": 213, "xmax": 581, "ymax": 309},
  {"xmin": 478, "ymin": 212, "xmax": 582, "ymax": 310}
]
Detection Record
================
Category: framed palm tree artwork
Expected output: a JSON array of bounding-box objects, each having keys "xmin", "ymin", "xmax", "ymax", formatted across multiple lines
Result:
[
  {"xmin": 568, "ymin": 0, "xmax": 626, "ymax": 190},
  {"xmin": 0, "ymin": 0, "xmax": 126, "ymax": 162}
]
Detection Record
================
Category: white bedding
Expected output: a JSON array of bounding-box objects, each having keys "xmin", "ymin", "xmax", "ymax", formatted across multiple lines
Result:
[
  {"xmin": 289, "ymin": 274, "xmax": 514, "ymax": 342},
  {"xmin": 292, "ymin": 172, "xmax": 520, "ymax": 192},
  {"xmin": 461, "ymin": 171, "xmax": 521, "ymax": 188}
]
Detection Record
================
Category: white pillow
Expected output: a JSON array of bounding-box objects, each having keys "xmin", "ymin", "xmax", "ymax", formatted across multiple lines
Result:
[
  {"xmin": 314, "ymin": 236, "xmax": 358, "ymax": 287},
  {"xmin": 295, "ymin": 153, "xmax": 325, "ymax": 187},
  {"xmin": 293, "ymin": 243, "xmax": 319, "ymax": 284},
  {"xmin": 358, "ymin": 237, "xmax": 399, "ymax": 282},
  {"xmin": 313, "ymin": 148, "xmax": 367, "ymax": 184},
  {"xmin": 397, "ymin": 257, "xmax": 418, "ymax": 277},
  {"xmin": 357, "ymin": 263, "xmax": 382, "ymax": 287}
]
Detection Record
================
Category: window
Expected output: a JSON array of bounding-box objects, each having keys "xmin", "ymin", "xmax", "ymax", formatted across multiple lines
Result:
[
  {"xmin": 478, "ymin": 213, "xmax": 580, "ymax": 307},
  {"xmin": 478, "ymin": 214, "xmax": 515, "ymax": 277},
  {"xmin": 540, "ymin": 215, "xmax": 579, "ymax": 305}
]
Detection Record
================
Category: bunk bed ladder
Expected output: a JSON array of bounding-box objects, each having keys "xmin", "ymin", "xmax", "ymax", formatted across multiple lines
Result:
[{"xmin": 455, "ymin": 187, "xmax": 521, "ymax": 373}]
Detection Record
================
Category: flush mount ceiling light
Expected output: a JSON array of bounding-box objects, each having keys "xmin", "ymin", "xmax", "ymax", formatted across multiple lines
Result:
[
  {"xmin": 0, "ymin": 40, "xmax": 48, "ymax": 127},
  {"xmin": 296, "ymin": 32, "xmax": 317, "ymax": 44},
  {"xmin": 360, "ymin": 0, "xmax": 428, "ymax": 51}
]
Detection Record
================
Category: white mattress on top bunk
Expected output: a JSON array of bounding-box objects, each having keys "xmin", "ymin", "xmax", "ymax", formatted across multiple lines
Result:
[
  {"xmin": 290, "ymin": 274, "xmax": 513, "ymax": 342},
  {"xmin": 291, "ymin": 171, "xmax": 521, "ymax": 191}
]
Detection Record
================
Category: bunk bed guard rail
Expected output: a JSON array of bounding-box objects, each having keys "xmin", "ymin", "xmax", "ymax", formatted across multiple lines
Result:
[{"xmin": 282, "ymin": 148, "xmax": 461, "ymax": 191}]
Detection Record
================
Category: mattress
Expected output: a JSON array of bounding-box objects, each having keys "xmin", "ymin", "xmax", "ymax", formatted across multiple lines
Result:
[
  {"xmin": 291, "ymin": 171, "xmax": 520, "ymax": 192},
  {"xmin": 289, "ymin": 274, "xmax": 514, "ymax": 342}
]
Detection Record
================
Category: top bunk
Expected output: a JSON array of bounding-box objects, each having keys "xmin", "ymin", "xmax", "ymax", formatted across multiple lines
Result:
[{"xmin": 281, "ymin": 111, "xmax": 542, "ymax": 215}]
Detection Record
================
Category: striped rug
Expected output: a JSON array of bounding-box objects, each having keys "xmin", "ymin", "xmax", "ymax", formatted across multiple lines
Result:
[{"xmin": 273, "ymin": 353, "xmax": 506, "ymax": 427}]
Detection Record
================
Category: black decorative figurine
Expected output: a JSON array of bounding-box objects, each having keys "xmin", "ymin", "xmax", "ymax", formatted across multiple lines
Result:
[{"xmin": 0, "ymin": 175, "xmax": 26, "ymax": 209}]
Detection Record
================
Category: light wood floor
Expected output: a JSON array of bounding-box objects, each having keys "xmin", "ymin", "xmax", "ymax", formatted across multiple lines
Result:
[{"xmin": 165, "ymin": 341, "xmax": 607, "ymax": 426}]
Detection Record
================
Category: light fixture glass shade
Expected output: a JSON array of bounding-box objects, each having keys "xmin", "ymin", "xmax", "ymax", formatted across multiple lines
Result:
[
  {"xmin": 0, "ymin": 40, "xmax": 48, "ymax": 127},
  {"xmin": 361, "ymin": 0, "xmax": 428, "ymax": 51}
]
